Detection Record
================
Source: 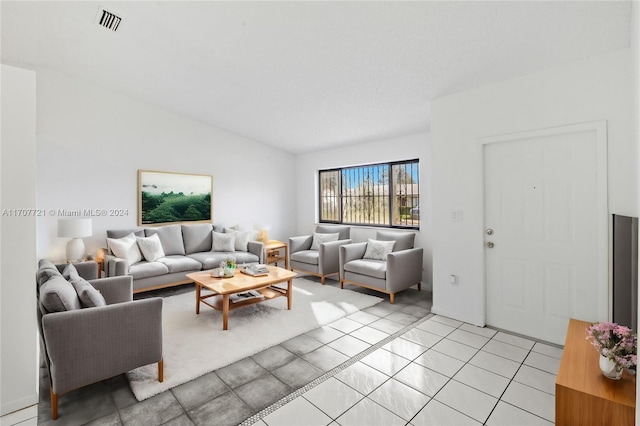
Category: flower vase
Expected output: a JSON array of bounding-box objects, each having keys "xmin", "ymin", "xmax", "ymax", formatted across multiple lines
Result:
[
  {"xmin": 599, "ymin": 354, "xmax": 623, "ymax": 380},
  {"xmin": 224, "ymin": 266, "xmax": 236, "ymax": 277}
]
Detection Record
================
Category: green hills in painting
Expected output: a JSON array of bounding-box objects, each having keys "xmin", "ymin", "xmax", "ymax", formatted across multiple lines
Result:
[{"xmin": 141, "ymin": 191, "xmax": 211, "ymax": 224}]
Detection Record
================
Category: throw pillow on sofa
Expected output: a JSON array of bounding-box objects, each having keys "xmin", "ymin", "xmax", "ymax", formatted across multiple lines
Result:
[
  {"xmin": 145, "ymin": 224, "xmax": 185, "ymax": 256},
  {"xmin": 310, "ymin": 232, "xmax": 340, "ymax": 250},
  {"xmin": 39, "ymin": 275, "xmax": 82, "ymax": 313},
  {"xmin": 224, "ymin": 229, "xmax": 258, "ymax": 252},
  {"xmin": 136, "ymin": 233, "xmax": 165, "ymax": 262},
  {"xmin": 70, "ymin": 276, "xmax": 106, "ymax": 308},
  {"xmin": 61, "ymin": 263, "xmax": 78, "ymax": 280},
  {"xmin": 37, "ymin": 260, "xmax": 63, "ymax": 287},
  {"xmin": 212, "ymin": 231, "xmax": 235, "ymax": 252},
  {"xmin": 59, "ymin": 263, "xmax": 106, "ymax": 308},
  {"xmin": 107, "ymin": 232, "xmax": 143, "ymax": 266},
  {"xmin": 182, "ymin": 223, "xmax": 213, "ymax": 254}
]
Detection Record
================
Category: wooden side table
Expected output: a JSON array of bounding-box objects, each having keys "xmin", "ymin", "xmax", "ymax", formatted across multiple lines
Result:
[
  {"xmin": 95, "ymin": 259, "xmax": 104, "ymax": 278},
  {"xmin": 556, "ymin": 318, "xmax": 636, "ymax": 425},
  {"xmin": 264, "ymin": 240, "xmax": 288, "ymax": 269}
]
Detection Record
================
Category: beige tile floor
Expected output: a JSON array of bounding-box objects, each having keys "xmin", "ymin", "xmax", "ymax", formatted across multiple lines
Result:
[
  {"xmin": 251, "ymin": 315, "xmax": 561, "ymax": 426},
  {"xmin": 2, "ymin": 284, "xmax": 561, "ymax": 426}
]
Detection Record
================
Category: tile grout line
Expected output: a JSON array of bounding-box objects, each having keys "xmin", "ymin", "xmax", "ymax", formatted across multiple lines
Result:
[
  {"xmin": 402, "ymin": 322, "xmax": 560, "ymax": 425},
  {"xmin": 444, "ymin": 332, "xmax": 559, "ymax": 424},
  {"xmin": 294, "ymin": 314, "xmax": 431, "ymax": 424},
  {"xmin": 303, "ymin": 315, "xmax": 443, "ymax": 424},
  {"xmin": 404, "ymin": 318, "xmax": 482, "ymax": 425},
  {"xmin": 238, "ymin": 313, "xmax": 436, "ymax": 425},
  {"xmin": 273, "ymin": 315, "xmax": 464, "ymax": 425}
]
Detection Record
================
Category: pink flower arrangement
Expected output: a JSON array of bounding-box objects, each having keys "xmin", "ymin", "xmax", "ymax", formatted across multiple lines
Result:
[{"xmin": 586, "ymin": 322, "xmax": 637, "ymax": 369}]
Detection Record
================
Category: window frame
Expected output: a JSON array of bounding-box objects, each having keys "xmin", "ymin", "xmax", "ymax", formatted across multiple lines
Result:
[{"xmin": 318, "ymin": 159, "xmax": 420, "ymax": 230}]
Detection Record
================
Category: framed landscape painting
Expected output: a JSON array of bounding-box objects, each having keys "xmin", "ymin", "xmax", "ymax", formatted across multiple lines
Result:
[{"xmin": 138, "ymin": 170, "xmax": 213, "ymax": 226}]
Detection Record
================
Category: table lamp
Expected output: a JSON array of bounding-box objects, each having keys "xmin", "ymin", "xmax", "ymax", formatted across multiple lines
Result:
[
  {"xmin": 58, "ymin": 218, "xmax": 92, "ymax": 262},
  {"xmin": 254, "ymin": 224, "xmax": 271, "ymax": 243}
]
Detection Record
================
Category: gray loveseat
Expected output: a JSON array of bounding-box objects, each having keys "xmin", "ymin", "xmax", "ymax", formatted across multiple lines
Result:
[
  {"xmin": 105, "ymin": 223, "xmax": 264, "ymax": 293},
  {"xmin": 37, "ymin": 260, "xmax": 163, "ymax": 420}
]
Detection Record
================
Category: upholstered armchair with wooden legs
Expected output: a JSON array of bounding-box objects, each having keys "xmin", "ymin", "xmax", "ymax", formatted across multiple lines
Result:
[
  {"xmin": 37, "ymin": 261, "xmax": 163, "ymax": 420},
  {"xmin": 289, "ymin": 225, "xmax": 352, "ymax": 284},
  {"xmin": 339, "ymin": 231, "xmax": 423, "ymax": 303}
]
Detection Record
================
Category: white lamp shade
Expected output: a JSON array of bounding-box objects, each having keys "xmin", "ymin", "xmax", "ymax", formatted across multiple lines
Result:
[{"xmin": 57, "ymin": 218, "xmax": 92, "ymax": 238}]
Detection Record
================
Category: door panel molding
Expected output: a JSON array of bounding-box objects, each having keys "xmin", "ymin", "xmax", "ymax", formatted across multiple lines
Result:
[{"xmin": 480, "ymin": 121, "xmax": 608, "ymax": 342}]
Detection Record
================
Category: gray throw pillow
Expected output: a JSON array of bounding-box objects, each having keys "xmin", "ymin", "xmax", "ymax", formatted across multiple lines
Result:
[
  {"xmin": 70, "ymin": 277, "xmax": 106, "ymax": 308},
  {"xmin": 212, "ymin": 231, "xmax": 236, "ymax": 252},
  {"xmin": 136, "ymin": 233, "xmax": 166, "ymax": 262},
  {"xmin": 224, "ymin": 229, "xmax": 257, "ymax": 252},
  {"xmin": 310, "ymin": 232, "xmax": 339, "ymax": 251},
  {"xmin": 37, "ymin": 267, "xmax": 62, "ymax": 287},
  {"xmin": 61, "ymin": 263, "xmax": 78, "ymax": 280},
  {"xmin": 182, "ymin": 224, "xmax": 213, "ymax": 254},
  {"xmin": 315, "ymin": 225, "xmax": 350, "ymax": 240},
  {"xmin": 38, "ymin": 259, "xmax": 58, "ymax": 270},
  {"xmin": 145, "ymin": 225, "xmax": 185, "ymax": 256},
  {"xmin": 363, "ymin": 239, "xmax": 396, "ymax": 260},
  {"xmin": 39, "ymin": 276, "xmax": 82, "ymax": 313},
  {"xmin": 375, "ymin": 231, "xmax": 415, "ymax": 251}
]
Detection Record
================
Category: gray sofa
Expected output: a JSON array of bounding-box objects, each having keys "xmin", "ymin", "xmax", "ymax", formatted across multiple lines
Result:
[
  {"xmin": 36, "ymin": 260, "xmax": 163, "ymax": 420},
  {"xmin": 105, "ymin": 223, "xmax": 264, "ymax": 293}
]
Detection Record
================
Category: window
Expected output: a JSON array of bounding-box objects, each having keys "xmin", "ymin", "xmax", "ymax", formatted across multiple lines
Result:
[{"xmin": 319, "ymin": 159, "xmax": 420, "ymax": 229}]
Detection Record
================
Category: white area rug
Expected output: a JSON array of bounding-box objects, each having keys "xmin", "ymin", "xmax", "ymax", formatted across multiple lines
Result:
[{"xmin": 127, "ymin": 278, "xmax": 382, "ymax": 401}]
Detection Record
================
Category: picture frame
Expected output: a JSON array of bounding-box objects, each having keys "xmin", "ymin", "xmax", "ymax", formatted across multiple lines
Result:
[{"xmin": 138, "ymin": 169, "xmax": 213, "ymax": 226}]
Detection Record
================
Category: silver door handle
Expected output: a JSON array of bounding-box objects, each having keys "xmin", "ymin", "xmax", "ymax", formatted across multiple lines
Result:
[
  {"xmin": 486, "ymin": 229, "xmax": 494, "ymax": 235},
  {"xmin": 486, "ymin": 242, "xmax": 494, "ymax": 248}
]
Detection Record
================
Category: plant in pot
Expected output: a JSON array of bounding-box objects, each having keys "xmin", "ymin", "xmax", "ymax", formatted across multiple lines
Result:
[
  {"xmin": 586, "ymin": 322, "xmax": 637, "ymax": 380},
  {"xmin": 221, "ymin": 257, "xmax": 237, "ymax": 277}
]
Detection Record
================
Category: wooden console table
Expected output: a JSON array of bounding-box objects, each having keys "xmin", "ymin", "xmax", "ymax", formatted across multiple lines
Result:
[{"xmin": 556, "ymin": 318, "xmax": 636, "ymax": 425}]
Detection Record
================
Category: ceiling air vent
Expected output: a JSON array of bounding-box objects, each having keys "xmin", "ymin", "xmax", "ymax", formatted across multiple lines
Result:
[{"xmin": 95, "ymin": 7, "xmax": 122, "ymax": 32}]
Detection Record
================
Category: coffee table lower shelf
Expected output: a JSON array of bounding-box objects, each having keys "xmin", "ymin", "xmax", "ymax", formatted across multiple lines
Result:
[
  {"xmin": 199, "ymin": 286, "xmax": 288, "ymax": 311},
  {"xmin": 187, "ymin": 266, "xmax": 297, "ymax": 330}
]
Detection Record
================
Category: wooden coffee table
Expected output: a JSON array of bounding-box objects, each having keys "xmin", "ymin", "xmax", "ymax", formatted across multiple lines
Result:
[{"xmin": 186, "ymin": 266, "xmax": 297, "ymax": 330}]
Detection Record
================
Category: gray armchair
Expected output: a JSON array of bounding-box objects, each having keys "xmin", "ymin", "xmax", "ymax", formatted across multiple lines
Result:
[
  {"xmin": 339, "ymin": 231, "xmax": 423, "ymax": 303},
  {"xmin": 289, "ymin": 225, "xmax": 353, "ymax": 284},
  {"xmin": 37, "ymin": 261, "xmax": 163, "ymax": 420}
]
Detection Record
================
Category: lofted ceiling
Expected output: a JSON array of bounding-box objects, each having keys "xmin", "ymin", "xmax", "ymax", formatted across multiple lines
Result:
[{"xmin": 1, "ymin": 1, "xmax": 632, "ymax": 154}]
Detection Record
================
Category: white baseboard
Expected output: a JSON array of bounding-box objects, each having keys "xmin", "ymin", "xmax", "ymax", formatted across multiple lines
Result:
[
  {"xmin": 1, "ymin": 393, "xmax": 38, "ymax": 417},
  {"xmin": 430, "ymin": 305, "xmax": 485, "ymax": 327}
]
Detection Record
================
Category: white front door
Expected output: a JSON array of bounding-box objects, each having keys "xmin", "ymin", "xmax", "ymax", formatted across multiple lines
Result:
[{"xmin": 483, "ymin": 122, "xmax": 608, "ymax": 345}]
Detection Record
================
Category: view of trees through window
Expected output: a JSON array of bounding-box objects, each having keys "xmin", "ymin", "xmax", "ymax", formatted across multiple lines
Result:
[{"xmin": 319, "ymin": 160, "xmax": 419, "ymax": 228}]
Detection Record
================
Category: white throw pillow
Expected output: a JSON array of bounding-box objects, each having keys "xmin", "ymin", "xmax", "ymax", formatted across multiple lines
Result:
[
  {"xmin": 107, "ymin": 233, "xmax": 142, "ymax": 266},
  {"xmin": 310, "ymin": 232, "xmax": 339, "ymax": 250},
  {"xmin": 136, "ymin": 233, "xmax": 165, "ymax": 262},
  {"xmin": 363, "ymin": 239, "xmax": 396, "ymax": 260},
  {"xmin": 225, "ymin": 229, "xmax": 253, "ymax": 252},
  {"xmin": 212, "ymin": 231, "xmax": 236, "ymax": 252}
]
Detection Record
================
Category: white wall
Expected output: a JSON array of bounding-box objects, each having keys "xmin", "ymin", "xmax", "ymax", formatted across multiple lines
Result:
[
  {"xmin": 632, "ymin": 1, "xmax": 640, "ymax": 417},
  {"xmin": 295, "ymin": 132, "xmax": 432, "ymax": 287},
  {"xmin": 35, "ymin": 70, "xmax": 297, "ymax": 260},
  {"xmin": 1, "ymin": 65, "xmax": 39, "ymax": 415},
  {"xmin": 431, "ymin": 48, "xmax": 635, "ymax": 326}
]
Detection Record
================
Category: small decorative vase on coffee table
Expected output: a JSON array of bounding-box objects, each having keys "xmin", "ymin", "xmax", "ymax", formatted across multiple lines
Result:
[
  {"xmin": 224, "ymin": 266, "xmax": 236, "ymax": 277},
  {"xmin": 599, "ymin": 354, "xmax": 623, "ymax": 380}
]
